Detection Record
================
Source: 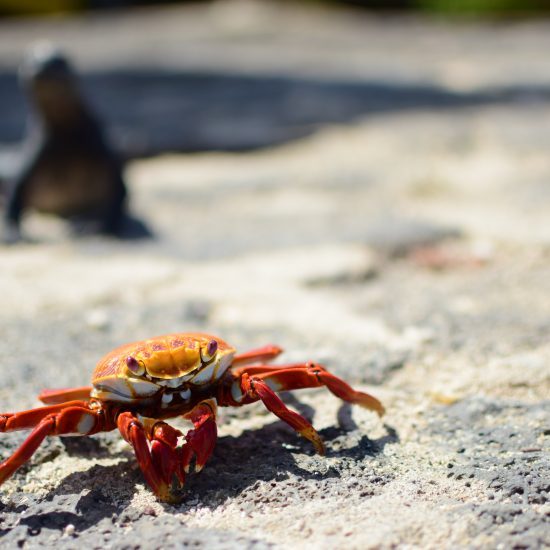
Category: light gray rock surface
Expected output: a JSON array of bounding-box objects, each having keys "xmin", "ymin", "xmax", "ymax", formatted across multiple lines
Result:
[{"xmin": 0, "ymin": 2, "xmax": 549, "ymax": 549}]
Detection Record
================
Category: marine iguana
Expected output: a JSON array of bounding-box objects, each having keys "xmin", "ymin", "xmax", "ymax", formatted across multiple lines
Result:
[{"xmin": 3, "ymin": 45, "xmax": 129, "ymax": 242}]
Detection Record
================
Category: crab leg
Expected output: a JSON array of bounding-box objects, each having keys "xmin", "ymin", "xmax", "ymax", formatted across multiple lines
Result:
[
  {"xmin": 247, "ymin": 374, "xmax": 326, "ymax": 454},
  {"xmin": 117, "ymin": 412, "xmax": 184, "ymax": 503},
  {"xmin": 231, "ymin": 344, "xmax": 283, "ymax": 367},
  {"xmin": 218, "ymin": 369, "xmax": 326, "ymax": 453},
  {"xmin": 218, "ymin": 362, "xmax": 384, "ymax": 454},
  {"xmin": 231, "ymin": 362, "xmax": 385, "ymax": 416},
  {"xmin": 180, "ymin": 399, "xmax": 218, "ymax": 473},
  {"xmin": 38, "ymin": 387, "xmax": 93, "ymax": 405},
  {"xmin": 0, "ymin": 402, "xmax": 103, "ymax": 485}
]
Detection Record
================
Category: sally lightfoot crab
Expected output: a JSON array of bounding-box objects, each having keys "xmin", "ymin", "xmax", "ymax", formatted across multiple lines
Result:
[{"xmin": 0, "ymin": 333, "xmax": 384, "ymax": 502}]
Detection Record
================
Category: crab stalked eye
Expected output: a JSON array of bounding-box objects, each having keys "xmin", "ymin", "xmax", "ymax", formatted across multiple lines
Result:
[
  {"xmin": 201, "ymin": 339, "xmax": 218, "ymax": 362},
  {"xmin": 126, "ymin": 356, "xmax": 145, "ymax": 376},
  {"xmin": 207, "ymin": 339, "xmax": 218, "ymax": 356}
]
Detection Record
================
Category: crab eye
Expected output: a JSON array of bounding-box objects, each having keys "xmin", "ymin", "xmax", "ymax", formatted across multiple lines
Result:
[
  {"xmin": 207, "ymin": 339, "xmax": 218, "ymax": 356},
  {"xmin": 201, "ymin": 339, "xmax": 218, "ymax": 362},
  {"xmin": 126, "ymin": 356, "xmax": 145, "ymax": 376}
]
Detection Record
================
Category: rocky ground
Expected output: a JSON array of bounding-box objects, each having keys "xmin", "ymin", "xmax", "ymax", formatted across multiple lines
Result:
[{"xmin": 0, "ymin": 2, "xmax": 549, "ymax": 549}]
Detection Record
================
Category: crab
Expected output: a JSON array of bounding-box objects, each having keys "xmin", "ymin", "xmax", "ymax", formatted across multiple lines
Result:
[{"xmin": 0, "ymin": 333, "xmax": 384, "ymax": 502}]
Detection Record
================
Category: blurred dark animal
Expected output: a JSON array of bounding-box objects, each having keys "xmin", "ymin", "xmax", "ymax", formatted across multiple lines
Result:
[{"xmin": 2, "ymin": 44, "xmax": 139, "ymax": 243}]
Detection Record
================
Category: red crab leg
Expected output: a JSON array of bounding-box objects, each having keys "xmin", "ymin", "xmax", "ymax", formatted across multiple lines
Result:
[
  {"xmin": 246, "ymin": 375, "xmax": 326, "ymax": 454},
  {"xmin": 180, "ymin": 399, "xmax": 218, "ymax": 473},
  {"xmin": 0, "ymin": 402, "xmax": 103, "ymax": 485},
  {"xmin": 231, "ymin": 362, "xmax": 385, "ymax": 416},
  {"xmin": 38, "ymin": 387, "xmax": 93, "ymax": 405},
  {"xmin": 231, "ymin": 344, "xmax": 283, "ymax": 367},
  {"xmin": 117, "ymin": 412, "xmax": 183, "ymax": 503},
  {"xmin": 218, "ymin": 362, "xmax": 384, "ymax": 454}
]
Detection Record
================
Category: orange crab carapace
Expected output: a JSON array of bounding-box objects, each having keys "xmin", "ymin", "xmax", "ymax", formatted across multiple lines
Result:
[{"xmin": 0, "ymin": 332, "xmax": 384, "ymax": 502}]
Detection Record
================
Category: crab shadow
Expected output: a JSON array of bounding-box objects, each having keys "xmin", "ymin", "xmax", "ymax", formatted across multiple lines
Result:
[
  {"xmin": 182, "ymin": 400, "xmax": 398, "ymax": 508},
  {"xmin": 6, "ymin": 401, "xmax": 398, "ymax": 535},
  {"xmin": 15, "ymin": 478, "xmax": 121, "ymax": 536}
]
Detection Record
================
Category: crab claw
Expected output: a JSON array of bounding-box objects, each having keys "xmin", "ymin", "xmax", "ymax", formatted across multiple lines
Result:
[
  {"xmin": 181, "ymin": 418, "xmax": 217, "ymax": 473},
  {"xmin": 117, "ymin": 413, "xmax": 186, "ymax": 503},
  {"xmin": 149, "ymin": 422, "xmax": 185, "ymax": 490},
  {"xmin": 181, "ymin": 401, "xmax": 218, "ymax": 473},
  {"xmin": 151, "ymin": 439, "xmax": 185, "ymax": 487}
]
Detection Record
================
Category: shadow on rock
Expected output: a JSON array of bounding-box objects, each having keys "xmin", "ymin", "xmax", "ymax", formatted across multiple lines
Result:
[
  {"xmin": 114, "ymin": 212, "xmax": 153, "ymax": 240},
  {"xmin": 2, "ymin": 69, "xmax": 550, "ymax": 156},
  {"xmin": 59, "ymin": 434, "xmax": 117, "ymax": 459},
  {"xmin": 10, "ymin": 480, "xmax": 122, "ymax": 540},
  {"xmin": 182, "ymin": 415, "xmax": 397, "ymax": 508},
  {"xmin": 1, "ymin": 411, "xmax": 397, "ymax": 536},
  {"xmin": 280, "ymin": 398, "xmax": 398, "ymax": 457}
]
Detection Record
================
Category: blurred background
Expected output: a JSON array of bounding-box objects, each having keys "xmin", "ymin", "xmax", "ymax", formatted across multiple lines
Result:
[
  {"xmin": 1, "ymin": 0, "xmax": 550, "ymax": 249},
  {"xmin": 1, "ymin": 0, "xmax": 549, "ymax": 354}
]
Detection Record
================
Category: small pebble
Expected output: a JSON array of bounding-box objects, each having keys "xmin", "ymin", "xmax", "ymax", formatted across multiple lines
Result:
[{"xmin": 85, "ymin": 308, "xmax": 110, "ymax": 330}]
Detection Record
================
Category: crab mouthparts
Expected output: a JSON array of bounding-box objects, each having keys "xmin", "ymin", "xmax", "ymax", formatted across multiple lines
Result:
[{"xmin": 160, "ymin": 387, "xmax": 192, "ymax": 408}]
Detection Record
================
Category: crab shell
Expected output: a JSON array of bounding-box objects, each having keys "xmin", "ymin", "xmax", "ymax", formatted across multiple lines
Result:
[{"xmin": 90, "ymin": 333, "xmax": 236, "ymax": 403}]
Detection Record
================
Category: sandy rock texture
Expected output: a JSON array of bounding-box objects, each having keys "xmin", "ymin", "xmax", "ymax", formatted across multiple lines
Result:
[{"xmin": 0, "ymin": 2, "xmax": 549, "ymax": 549}]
